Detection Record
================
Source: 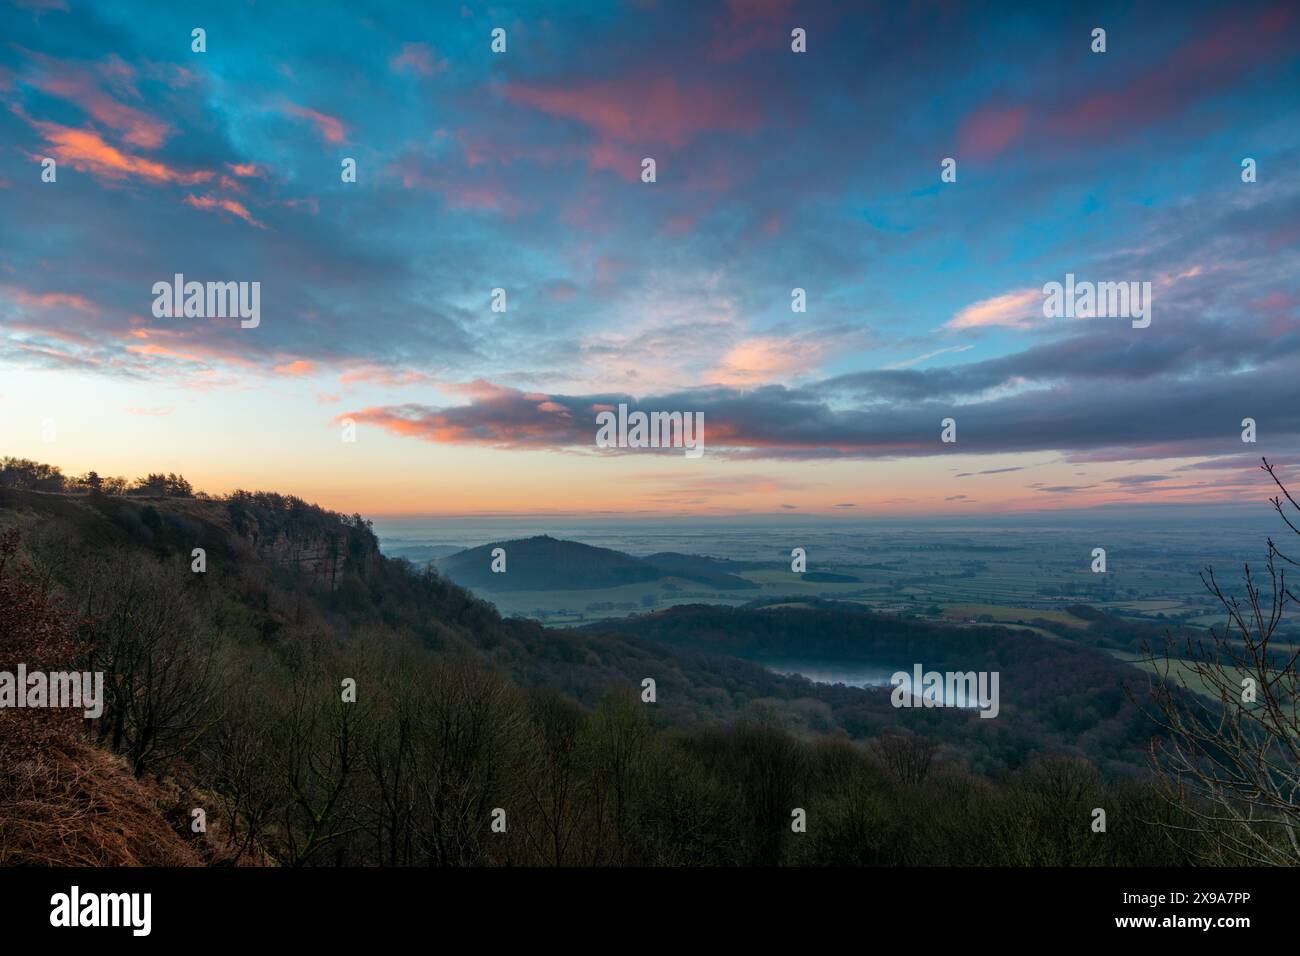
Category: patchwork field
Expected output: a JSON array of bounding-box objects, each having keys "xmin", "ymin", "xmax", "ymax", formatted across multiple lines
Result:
[
  {"xmin": 941, "ymin": 605, "xmax": 1091, "ymax": 629},
  {"xmin": 376, "ymin": 517, "xmax": 1282, "ymax": 648}
]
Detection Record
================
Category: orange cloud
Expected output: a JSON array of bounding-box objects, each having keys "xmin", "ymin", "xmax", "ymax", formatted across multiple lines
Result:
[
  {"xmin": 4, "ymin": 286, "xmax": 97, "ymax": 313},
  {"xmin": 339, "ymin": 403, "xmax": 570, "ymax": 448},
  {"xmin": 275, "ymin": 359, "xmax": 318, "ymax": 376},
  {"xmin": 32, "ymin": 121, "xmax": 212, "ymax": 185},
  {"xmin": 126, "ymin": 342, "xmax": 209, "ymax": 364},
  {"xmin": 120, "ymin": 337, "xmax": 267, "ymax": 384},
  {"xmin": 184, "ymin": 193, "xmax": 266, "ymax": 228},
  {"xmin": 23, "ymin": 55, "xmax": 171, "ymax": 149}
]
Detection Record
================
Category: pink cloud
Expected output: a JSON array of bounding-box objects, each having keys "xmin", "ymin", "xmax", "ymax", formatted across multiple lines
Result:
[
  {"xmin": 22, "ymin": 53, "xmax": 170, "ymax": 149},
  {"xmin": 954, "ymin": 7, "xmax": 1298, "ymax": 161},
  {"xmin": 440, "ymin": 379, "xmax": 519, "ymax": 400},
  {"xmin": 958, "ymin": 105, "xmax": 1028, "ymax": 160},
  {"xmin": 1249, "ymin": 291, "xmax": 1300, "ymax": 336},
  {"xmin": 663, "ymin": 212, "xmax": 698, "ymax": 236},
  {"xmin": 275, "ymin": 196, "xmax": 320, "ymax": 216},
  {"xmin": 710, "ymin": 336, "xmax": 830, "ymax": 386},
  {"xmin": 447, "ymin": 184, "xmax": 509, "ymax": 210},
  {"xmin": 1250, "ymin": 291, "xmax": 1296, "ymax": 314},
  {"xmin": 390, "ymin": 42, "xmax": 446, "ymax": 77},
  {"xmin": 4, "ymin": 286, "xmax": 97, "ymax": 313},
  {"xmin": 123, "ymin": 338, "xmax": 261, "ymax": 373},
  {"xmin": 126, "ymin": 342, "xmax": 209, "ymax": 365},
  {"xmin": 184, "ymin": 194, "xmax": 266, "ymax": 228},
  {"xmin": 712, "ymin": 0, "xmax": 799, "ymax": 61},
  {"xmin": 1053, "ymin": 6, "xmax": 1295, "ymax": 138},
  {"xmin": 5, "ymin": 322, "xmax": 94, "ymax": 348},
  {"xmin": 339, "ymin": 364, "xmax": 434, "ymax": 387},
  {"xmin": 502, "ymin": 74, "xmax": 762, "ymax": 176},
  {"xmin": 283, "ymin": 103, "xmax": 347, "ymax": 143},
  {"xmin": 946, "ymin": 288, "xmax": 1043, "ymax": 331},
  {"xmin": 389, "ymin": 155, "xmax": 524, "ymax": 215},
  {"xmin": 544, "ymin": 280, "xmax": 579, "ymax": 302},
  {"xmin": 338, "ymin": 388, "xmax": 586, "ymax": 450},
  {"xmin": 151, "ymin": 64, "xmax": 197, "ymax": 90}
]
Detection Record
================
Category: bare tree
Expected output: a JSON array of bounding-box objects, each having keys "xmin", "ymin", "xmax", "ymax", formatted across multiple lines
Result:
[
  {"xmin": 586, "ymin": 691, "xmax": 650, "ymax": 865},
  {"xmin": 264, "ymin": 662, "xmax": 367, "ymax": 866},
  {"xmin": 82, "ymin": 554, "xmax": 222, "ymax": 777},
  {"xmin": 203, "ymin": 662, "xmax": 282, "ymax": 865},
  {"xmin": 520, "ymin": 690, "xmax": 594, "ymax": 866},
  {"xmin": 409, "ymin": 661, "xmax": 529, "ymax": 866},
  {"xmin": 872, "ymin": 732, "xmax": 938, "ymax": 787},
  {"xmin": 1141, "ymin": 458, "xmax": 1300, "ymax": 864}
]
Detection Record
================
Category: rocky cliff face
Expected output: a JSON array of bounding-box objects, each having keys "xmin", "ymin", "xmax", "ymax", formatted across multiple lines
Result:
[{"xmin": 221, "ymin": 496, "xmax": 379, "ymax": 592}]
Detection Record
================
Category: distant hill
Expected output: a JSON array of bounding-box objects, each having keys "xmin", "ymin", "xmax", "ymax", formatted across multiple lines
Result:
[
  {"xmin": 438, "ymin": 535, "xmax": 659, "ymax": 591},
  {"xmin": 438, "ymin": 536, "xmax": 758, "ymax": 592},
  {"xmin": 381, "ymin": 542, "xmax": 467, "ymax": 563}
]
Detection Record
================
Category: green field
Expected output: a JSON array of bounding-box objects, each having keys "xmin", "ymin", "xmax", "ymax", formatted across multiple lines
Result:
[
  {"xmin": 942, "ymin": 604, "xmax": 1090, "ymax": 629},
  {"xmin": 1106, "ymin": 649, "xmax": 1250, "ymax": 701}
]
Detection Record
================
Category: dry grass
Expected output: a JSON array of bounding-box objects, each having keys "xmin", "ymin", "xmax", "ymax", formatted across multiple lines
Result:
[
  {"xmin": 0, "ymin": 526, "xmax": 205, "ymax": 866},
  {"xmin": 1, "ymin": 732, "xmax": 203, "ymax": 866}
]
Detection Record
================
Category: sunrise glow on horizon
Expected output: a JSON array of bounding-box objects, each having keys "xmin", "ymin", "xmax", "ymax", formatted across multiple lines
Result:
[{"xmin": 2, "ymin": 1, "xmax": 1298, "ymax": 519}]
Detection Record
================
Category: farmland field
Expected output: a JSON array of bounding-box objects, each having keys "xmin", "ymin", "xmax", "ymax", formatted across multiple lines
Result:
[{"xmin": 377, "ymin": 515, "xmax": 1273, "ymax": 631}]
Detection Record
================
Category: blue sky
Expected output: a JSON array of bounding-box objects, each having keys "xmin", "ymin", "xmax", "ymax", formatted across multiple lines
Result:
[{"xmin": 1, "ymin": 0, "xmax": 1298, "ymax": 515}]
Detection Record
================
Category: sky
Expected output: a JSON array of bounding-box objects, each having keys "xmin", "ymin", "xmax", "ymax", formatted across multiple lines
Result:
[{"xmin": 1, "ymin": 0, "xmax": 1298, "ymax": 518}]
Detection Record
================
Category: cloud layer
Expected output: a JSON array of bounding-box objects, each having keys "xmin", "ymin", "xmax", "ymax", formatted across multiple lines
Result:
[{"xmin": 1, "ymin": 0, "xmax": 1298, "ymax": 511}]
